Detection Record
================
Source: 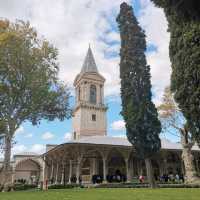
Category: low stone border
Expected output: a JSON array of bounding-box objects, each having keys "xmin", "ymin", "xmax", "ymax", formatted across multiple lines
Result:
[{"xmin": 93, "ymin": 183, "xmax": 200, "ymax": 188}]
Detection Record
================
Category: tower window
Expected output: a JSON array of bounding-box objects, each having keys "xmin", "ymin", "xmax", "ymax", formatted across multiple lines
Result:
[
  {"xmin": 90, "ymin": 85, "xmax": 97, "ymax": 104},
  {"xmin": 74, "ymin": 132, "xmax": 77, "ymax": 140},
  {"xmin": 78, "ymin": 87, "xmax": 81, "ymax": 101},
  {"xmin": 100, "ymin": 84, "xmax": 103, "ymax": 104},
  {"xmin": 92, "ymin": 114, "xmax": 96, "ymax": 121}
]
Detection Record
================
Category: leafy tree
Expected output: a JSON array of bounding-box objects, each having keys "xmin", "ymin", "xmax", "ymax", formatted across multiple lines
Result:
[
  {"xmin": 150, "ymin": 0, "xmax": 200, "ymax": 147},
  {"xmin": 0, "ymin": 19, "xmax": 71, "ymax": 190},
  {"xmin": 158, "ymin": 87, "xmax": 200, "ymax": 183},
  {"xmin": 116, "ymin": 2, "xmax": 161, "ymax": 188}
]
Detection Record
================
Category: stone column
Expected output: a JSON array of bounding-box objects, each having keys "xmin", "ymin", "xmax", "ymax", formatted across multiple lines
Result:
[
  {"xmin": 125, "ymin": 158, "xmax": 131, "ymax": 182},
  {"xmin": 76, "ymin": 157, "xmax": 82, "ymax": 184},
  {"xmin": 61, "ymin": 162, "xmax": 65, "ymax": 185},
  {"xmin": 55, "ymin": 162, "xmax": 59, "ymax": 184},
  {"xmin": 90, "ymin": 158, "xmax": 97, "ymax": 183},
  {"xmin": 92, "ymin": 158, "xmax": 97, "ymax": 175},
  {"xmin": 50, "ymin": 160, "xmax": 54, "ymax": 184},
  {"xmin": 103, "ymin": 157, "xmax": 108, "ymax": 183},
  {"xmin": 195, "ymin": 159, "xmax": 199, "ymax": 173},
  {"xmin": 163, "ymin": 158, "xmax": 168, "ymax": 174},
  {"xmin": 157, "ymin": 158, "xmax": 165, "ymax": 176},
  {"xmin": 129, "ymin": 158, "xmax": 133, "ymax": 180},
  {"xmin": 159, "ymin": 162, "xmax": 163, "ymax": 176},
  {"xmin": 68, "ymin": 160, "xmax": 72, "ymax": 184},
  {"xmin": 11, "ymin": 168, "xmax": 15, "ymax": 184},
  {"xmin": 86, "ymin": 84, "xmax": 90, "ymax": 102},
  {"xmin": 101, "ymin": 85, "xmax": 104, "ymax": 104},
  {"xmin": 42, "ymin": 157, "xmax": 48, "ymax": 190}
]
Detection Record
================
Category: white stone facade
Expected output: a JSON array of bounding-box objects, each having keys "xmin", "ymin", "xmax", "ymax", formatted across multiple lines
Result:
[
  {"xmin": 0, "ymin": 153, "xmax": 43, "ymax": 185},
  {"xmin": 72, "ymin": 47, "xmax": 107, "ymax": 139}
]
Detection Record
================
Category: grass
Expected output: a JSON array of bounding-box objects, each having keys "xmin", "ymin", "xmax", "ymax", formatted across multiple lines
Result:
[{"xmin": 0, "ymin": 188, "xmax": 200, "ymax": 200}]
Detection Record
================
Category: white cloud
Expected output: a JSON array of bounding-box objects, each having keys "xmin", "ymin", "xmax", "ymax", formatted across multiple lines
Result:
[
  {"xmin": 111, "ymin": 120, "xmax": 125, "ymax": 131},
  {"xmin": 0, "ymin": 0, "xmax": 131, "ymax": 98},
  {"xmin": 0, "ymin": 144, "xmax": 27, "ymax": 158},
  {"xmin": 30, "ymin": 144, "xmax": 45, "ymax": 154},
  {"xmin": 42, "ymin": 132, "xmax": 55, "ymax": 140},
  {"xmin": 138, "ymin": 0, "xmax": 170, "ymax": 105},
  {"xmin": 5, "ymin": 143, "xmax": 45, "ymax": 158},
  {"xmin": 64, "ymin": 132, "xmax": 72, "ymax": 141},
  {"xmin": 0, "ymin": 0, "xmax": 170, "ymax": 104},
  {"xmin": 12, "ymin": 144, "xmax": 27, "ymax": 155},
  {"xmin": 113, "ymin": 134, "xmax": 126, "ymax": 138},
  {"xmin": 15, "ymin": 127, "xmax": 33, "ymax": 138},
  {"xmin": 24, "ymin": 133, "xmax": 33, "ymax": 138},
  {"xmin": 15, "ymin": 126, "xmax": 24, "ymax": 135}
]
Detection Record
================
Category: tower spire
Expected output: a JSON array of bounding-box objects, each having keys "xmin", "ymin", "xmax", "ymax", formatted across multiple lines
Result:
[{"xmin": 81, "ymin": 45, "xmax": 98, "ymax": 74}]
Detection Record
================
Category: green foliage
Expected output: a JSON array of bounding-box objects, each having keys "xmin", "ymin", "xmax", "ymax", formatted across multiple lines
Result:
[
  {"xmin": 151, "ymin": 0, "xmax": 200, "ymax": 144},
  {"xmin": 0, "ymin": 19, "xmax": 71, "ymax": 186},
  {"xmin": 14, "ymin": 184, "xmax": 37, "ymax": 191},
  {"xmin": 48, "ymin": 184, "xmax": 82, "ymax": 189},
  {"xmin": 116, "ymin": 3, "xmax": 161, "ymax": 159},
  {"xmin": 0, "ymin": 19, "xmax": 71, "ymax": 132},
  {"xmin": 151, "ymin": 0, "xmax": 200, "ymax": 21}
]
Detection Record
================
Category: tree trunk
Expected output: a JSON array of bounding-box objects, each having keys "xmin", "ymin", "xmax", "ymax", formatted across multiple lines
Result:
[
  {"xmin": 145, "ymin": 158, "xmax": 157, "ymax": 188},
  {"xmin": 180, "ymin": 128, "xmax": 200, "ymax": 184},
  {"xmin": 2, "ymin": 134, "xmax": 13, "ymax": 191}
]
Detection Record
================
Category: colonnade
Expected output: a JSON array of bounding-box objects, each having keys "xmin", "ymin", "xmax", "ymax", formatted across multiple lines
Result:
[{"xmin": 42, "ymin": 144, "xmax": 200, "ymax": 187}]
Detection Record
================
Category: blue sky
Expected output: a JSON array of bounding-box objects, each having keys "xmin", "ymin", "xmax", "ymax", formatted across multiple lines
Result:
[{"xmin": 0, "ymin": 0, "xmax": 175, "ymax": 156}]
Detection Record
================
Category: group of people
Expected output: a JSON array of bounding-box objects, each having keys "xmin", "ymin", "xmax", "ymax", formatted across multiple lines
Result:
[
  {"xmin": 91, "ymin": 175, "xmax": 103, "ymax": 184},
  {"xmin": 92, "ymin": 170, "xmax": 127, "ymax": 184},
  {"xmin": 158, "ymin": 173, "xmax": 184, "ymax": 183},
  {"xmin": 50, "ymin": 171, "xmax": 185, "ymax": 185},
  {"xmin": 138, "ymin": 173, "xmax": 184, "ymax": 184},
  {"xmin": 106, "ymin": 174, "xmax": 127, "ymax": 183}
]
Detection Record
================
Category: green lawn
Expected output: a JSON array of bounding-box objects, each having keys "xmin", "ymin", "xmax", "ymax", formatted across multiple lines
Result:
[{"xmin": 0, "ymin": 188, "xmax": 200, "ymax": 200}]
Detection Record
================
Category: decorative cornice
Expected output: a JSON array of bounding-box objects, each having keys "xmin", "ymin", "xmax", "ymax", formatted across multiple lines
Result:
[{"xmin": 72, "ymin": 101, "xmax": 108, "ymax": 114}]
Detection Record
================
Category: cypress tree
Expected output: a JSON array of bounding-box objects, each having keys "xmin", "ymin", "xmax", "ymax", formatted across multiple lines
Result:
[
  {"xmin": 151, "ymin": 0, "xmax": 200, "ymax": 144},
  {"xmin": 116, "ymin": 2, "xmax": 161, "ymax": 188}
]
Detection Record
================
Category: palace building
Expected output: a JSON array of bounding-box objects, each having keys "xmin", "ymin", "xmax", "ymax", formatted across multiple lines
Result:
[{"xmin": 1, "ymin": 46, "xmax": 200, "ymax": 186}]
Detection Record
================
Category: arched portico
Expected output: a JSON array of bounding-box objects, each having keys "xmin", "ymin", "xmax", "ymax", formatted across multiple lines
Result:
[
  {"xmin": 166, "ymin": 152, "xmax": 182, "ymax": 174},
  {"xmin": 43, "ymin": 140, "xmax": 200, "ymax": 187},
  {"xmin": 80, "ymin": 150, "xmax": 103, "ymax": 183},
  {"xmin": 106, "ymin": 149, "xmax": 126, "ymax": 182},
  {"xmin": 14, "ymin": 158, "xmax": 41, "ymax": 184}
]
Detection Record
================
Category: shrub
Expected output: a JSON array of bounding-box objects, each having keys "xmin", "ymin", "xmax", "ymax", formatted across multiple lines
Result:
[
  {"xmin": 48, "ymin": 184, "xmax": 83, "ymax": 189},
  {"xmin": 94, "ymin": 182, "xmax": 200, "ymax": 189},
  {"xmin": 14, "ymin": 184, "xmax": 37, "ymax": 191}
]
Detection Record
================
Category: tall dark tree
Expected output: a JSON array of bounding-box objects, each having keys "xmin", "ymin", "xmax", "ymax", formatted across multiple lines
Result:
[
  {"xmin": 0, "ymin": 19, "xmax": 71, "ymax": 191},
  {"xmin": 116, "ymin": 2, "xmax": 161, "ymax": 188},
  {"xmin": 151, "ymin": 1, "xmax": 200, "ymax": 146}
]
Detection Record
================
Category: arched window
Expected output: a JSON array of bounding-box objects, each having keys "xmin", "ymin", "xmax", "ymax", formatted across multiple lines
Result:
[
  {"xmin": 100, "ymin": 85, "xmax": 103, "ymax": 104},
  {"xmin": 78, "ymin": 87, "xmax": 81, "ymax": 101},
  {"xmin": 90, "ymin": 85, "xmax": 97, "ymax": 104}
]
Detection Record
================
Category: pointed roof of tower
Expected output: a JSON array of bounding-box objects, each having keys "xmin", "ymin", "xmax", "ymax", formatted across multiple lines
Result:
[{"xmin": 81, "ymin": 45, "xmax": 98, "ymax": 74}]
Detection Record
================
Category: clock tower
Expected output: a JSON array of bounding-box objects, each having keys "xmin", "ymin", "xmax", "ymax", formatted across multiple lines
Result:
[{"xmin": 72, "ymin": 46, "xmax": 107, "ymax": 139}]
